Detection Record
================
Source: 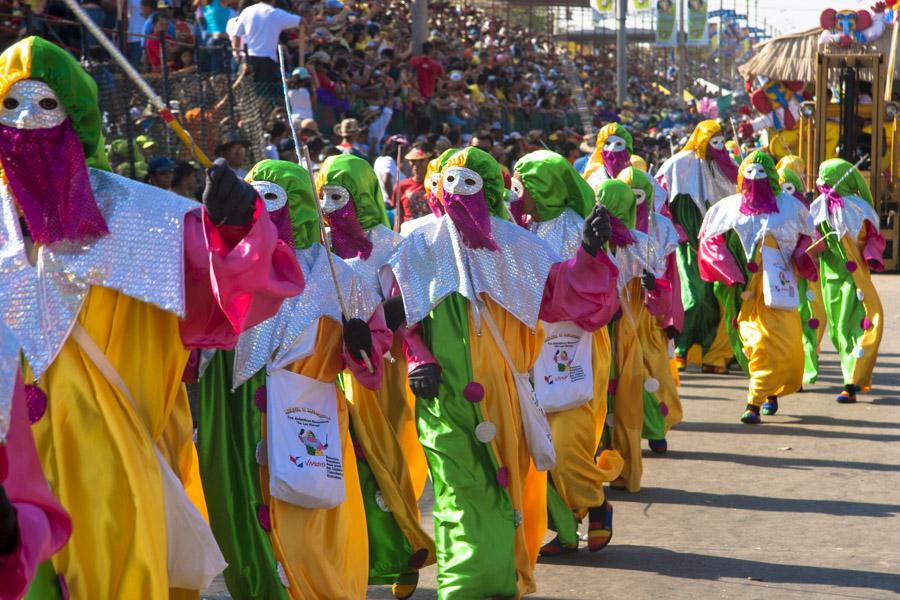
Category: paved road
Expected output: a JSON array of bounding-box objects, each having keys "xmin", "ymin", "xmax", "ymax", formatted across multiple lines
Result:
[{"xmin": 207, "ymin": 274, "xmax": 900, "ymax": 600}]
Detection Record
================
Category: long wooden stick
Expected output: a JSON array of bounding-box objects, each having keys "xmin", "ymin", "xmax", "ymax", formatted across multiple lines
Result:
[
  {"xmin": 60, "ymin": 0, "xmax": 211, "ymax": 167},
  {"xmin": 886, "ymin": 18, "xmax": 899, "ymax": 103},
  {"xmin": 278, "ymin": 45, "xmax": 373, "ymax": 373}
]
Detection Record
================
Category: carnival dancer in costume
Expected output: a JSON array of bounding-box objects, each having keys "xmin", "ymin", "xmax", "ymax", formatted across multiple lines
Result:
[
  {"xmin": 314, "ymin": 154, "xmax": 436, "ymax": 599},
  {"xmin": 0, "ymin": 324, "xmax": 71, "ymax": 600},
  {"xmin": 593, "ymin": 179, "xmax": 656, "ymax": 492},
  {"xmin": 810, "ymin": 158, "xmax": 885, "ymax": 404},
  {"xmin": 385, "ymin": 148, "xmax": 619, "ymax": 598},
  {"xmin": 698, "ymin": 151, "xmax": 818, "ymax": 424},
  {"xmin": 618, "ymin": 167, "xmax": 684, "ymax": 452},
  {"xmin": 656, "ymin": 119, "xmax": 739, "ymax": 372},
  {"xmin": 583, "ymin": 123, "xmax": 634, "ymax": 190},
  {"xmin": 778, "ymin": 158, "xmax": 826, "ymax": 385},
  {"xmin": 0, "ymin": 38, "xmax": 304, "ymax": 598},
  {"xmin": 510, "ymin": 150, "xmax": 623, "ymax": 557},
  {"xmin": 206, "ymin": 159, "xmax": 393, "ymax": 599}
]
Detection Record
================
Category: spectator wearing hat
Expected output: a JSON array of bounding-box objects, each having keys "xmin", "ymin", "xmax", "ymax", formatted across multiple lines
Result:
[
  {"xmin": 299, "ymin": 118, "xmax": 322, "ymax": 140},
  {"xmin": 170, "ymin": 160, "xmax": 200, "ymax": 199},
  {"xmin": 215, "ymin": 132, "xmax": 249, "ymax": 178},
  {"xmin": 333, "ymin": 119, "xmax": 367, "ymax": 160},
  {"xmin": 146, "ymin": 156, "xmax": 174, "ymax": 189},
  {"xmin": 373, "ymin": 135, "xmax": 409, "ymax": 206},
  {"xmin": 391, "ymin": 146, "xmax": 430, "ymax": 230},
  {"xmin": 288, "ymin": 66, "xmax": 316, "ymax": 126},
  {"xmin": 230, "ymin": 0, "xmax": 301, "ymax": 84}
]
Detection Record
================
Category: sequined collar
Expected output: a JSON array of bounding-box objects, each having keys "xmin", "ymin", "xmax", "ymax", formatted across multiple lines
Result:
[
  {"xmin": 613, "ymin": 228, "xmax": 652, "ymax": 292},
  {"xmin": 645, "ymin": 212, "xmax": 679, "ymax": 278},
  {"xmin": 344, "ymin": 224, "xmax": 403, "ymax": 299},
  {"xmin": 232, "ymin": 244, "xmax": 379, "ymax": 388},
  {"xmin": 0, "ymin": 169, "xmax": 196, "ymax": 379},
  {"xmin": 530, "ymin": 208, "xmax": 583, "ymax": 261},
  {"xmin": 0, "ymin": 321, "xmax": 18, "ymax": 442},
  {"xmin": 656, "ymin": 150, "xmax": 736, "ymax": 215},
  {"xmin": 701, "ymin": 192, "xmax": 814, "ymax": 260},
  {"xmin": 809, "ymin": 193, "xmax": 879, "ymax": 241},
  {"xmin": 388, "ymin": 214, "xmax": 559, "ymax": 330}
]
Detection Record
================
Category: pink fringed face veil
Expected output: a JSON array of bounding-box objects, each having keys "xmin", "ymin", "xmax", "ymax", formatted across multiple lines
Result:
[
  {"xmin": 817, "ymin": 184, "xmax": 844, "ymax": 214},
  {"xmin": 739, "ymin": 170, "xmax": 779, "ymax": 216},
  {"xmin": 707, "ymin": 145, "xmax": 739, "ymax": 184},
  {"xmin": 0, "ymin": 120, "xmax": 108, "ymax": 245},
  {"xmin": 326, "ymin": 199, "xmax": 372, "ymax": 260},
  {"xmin": 601, "ymin": 149, "xmax": 631, "ymax": 178}
]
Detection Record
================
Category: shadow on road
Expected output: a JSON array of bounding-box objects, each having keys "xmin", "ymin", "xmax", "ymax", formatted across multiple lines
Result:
[
  {"xmin": 672, "ymin": 421, "xmax": 900, "ymax": 443},
  {"xmin": 608, "ymin": 487, "xmax": 900, "ymax": 517},
  {"xmin": 664, "ymin": 449, "xmax": 900, "ymax": 472},
  {"xmin": 548, "ymin": 545, "xmax": 900, "ymax": 593}
]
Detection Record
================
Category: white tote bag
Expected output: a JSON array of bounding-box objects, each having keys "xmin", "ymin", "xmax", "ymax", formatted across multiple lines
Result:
[
  {"xmin": 481, "ymin": 310, "xmax": 557, "ymax": 472},
  {"xmin": 760, "ymin": 246, "xmax": 799, "ymax": 310},
  {"xmin": 266, "ymin": 366, "xmax": 345, "ymax": 508},
  {"xmin": 533, "ymin": 320, "xmax": 594, "ymax": 413}
]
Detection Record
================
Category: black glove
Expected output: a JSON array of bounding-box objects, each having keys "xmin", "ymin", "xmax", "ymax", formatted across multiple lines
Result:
[
  {"xmin": 582, "ymin": 204, "xmax": 611, "ymax": 257},
  {"xmin": 342, "ymin": 317, "xmax": 373, "ymax": 361},
  {"xmin": 382, "ymin": 295, "xmax": 406, "ymax": 332},
  {"xmin": 664, "ymin": 325, "xmax": 680, "ymax": 340},
  {"xmin": 408, "ymin": 363, "xmax": 441, "ymax": 399},
  {"xmin": 641, "ymin": 270, "xmax": 657, "ymax": 292},
  {"xmin": 202, "ymin": 158, "xmax": 258, "ymax": 227},
  {"xmin": 0, "ymin": 485, "xmax": 19, "ymax": 556}
]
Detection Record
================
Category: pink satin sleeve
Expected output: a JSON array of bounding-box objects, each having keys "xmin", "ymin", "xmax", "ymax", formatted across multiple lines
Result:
[
  {"xmin": 862, "ymin": 221, "xmax": 886, "ymax": 273},
  {"xmin": 0, "ymin": 376, "xmax": 71, "ymax": 600},
  {"xmin": 540, "ymin": 247, "xmax": 621, "ymax": 331},
  {"xmin": 699, "ymin": 233, "xmax": 745, "ymax": 286},
  {"xmin": 179, "ymin": 200, "xmax": 305, "ymax": 349},
  {"xmin": 400, "ymin": 323, "xmax": 437, "ymax": 372},
  {"xmin": 343, "ymin": 305, "xmax": 392, "ymax": 391},
  {"xmin": 662, "ymin": 253, "xmax": 684, "ymax": 331},
  {"xmin": 792, "ymin": 234, "xmax": 819, "ymax": 282}
]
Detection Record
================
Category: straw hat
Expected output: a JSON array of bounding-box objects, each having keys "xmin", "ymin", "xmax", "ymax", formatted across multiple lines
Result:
[{"xmin": 333, "ymin": 118, "xmax": 361, "ymax": 138}]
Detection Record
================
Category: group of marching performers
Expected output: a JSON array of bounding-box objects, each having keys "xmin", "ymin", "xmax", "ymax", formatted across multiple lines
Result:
[{"xmin": 0, "ymin": 38, "xmax": 886, "ymax": 600}]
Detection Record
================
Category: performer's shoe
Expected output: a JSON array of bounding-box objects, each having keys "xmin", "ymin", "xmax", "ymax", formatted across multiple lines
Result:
[
  {"xmin": 761, "ymin": 397, "xmax": 779, "ymax": 415},
  {"xmin": 539, "ymin": 536, "xmax": 579, "ymax": 557},
  {"xmin": 741, "ymin": 404, "xmax": 761, "ymax": 424},
  {"xmin": 836, "ymin": 384, "xmax": 857, "ymax": 404},
  {"xmin": 648, "ymin": 438, "xmax": 668, "ymax": 454},
  {"xmin": 674, "ymin": 356, "xmax": 687, "ymax": 371},
  {"xmin": 588, "ymin": 502, "xmax": 614, "ymax": 552},
  {"xmin": 392, "ymin": 570, "xmax": 419, "ymax": 600},
  {"xmin": 701, "ymin": 364, "xmax": 727, "ymax": 374}
]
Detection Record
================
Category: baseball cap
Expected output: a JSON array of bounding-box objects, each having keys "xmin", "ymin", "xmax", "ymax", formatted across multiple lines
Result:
[{"xmin": 147, "ymin": 156, "xmax": 174, "ymax": 174}]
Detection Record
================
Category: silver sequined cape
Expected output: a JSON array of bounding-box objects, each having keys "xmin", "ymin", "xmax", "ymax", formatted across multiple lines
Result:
[
  {"xmin": 0, "ymin": 321, "xmax": 18, "ymax": 442},
  {"xmin": 645, "ymin": 212, "xmax": 679, "ymax": 278},
  {"xmin": 529, "ymin": 208, "xmax": 583, "ymax": 261},
  {"xmin": 232, "ymin": 243, "xmax": 379, "ymax": 388},
  {"xmin": 388, "ymin": 214, "xmax": 560, "ymax": 330},
  {"xmin": 614, "ymin": 230, "xmax": 652, "ymax": 293},
  {"xmin": 809, "ymin": 193, "xmax": 880, "ymax": 241},
  {"xmin": 655, "ymin": 150, "xmax": 736, "ymax": 215},
  {"xmin": 344, "ymin": 224, "xmax": 403, "ymax": 300},
  {"xmin": 700, "ymin": 192, "xmax": 815, "ymax": 260},
  {"xmin": 0, "ymin": 169, "xmax": 196, "ymax": 379}
]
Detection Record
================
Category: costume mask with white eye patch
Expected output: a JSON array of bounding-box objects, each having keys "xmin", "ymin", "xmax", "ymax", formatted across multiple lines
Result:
[
  {"xmin": 442, "ymin": 166, "xmax": 483, "ymax": 196},
  {"xmin": 250, "ymin": 180, "xmax": 288, "ymax": 212},
  {"xmin": 632, "ymin": 188, "xmax": 647, "ymax": 205},
  {"xmin": 428, "ymin": 172, "xmax": 441, "ymax": 192},
  {"xmin": 742, "ymin": 162, "xmax": 768, "ymax": 180},
  {"xmin": 510, "ymin": 177, "xmax": 524, "ymax": 200},
  {"xmin": 780, "ymin": 182, "xmax": 796, "ymax": 195},
  {"xmin": 320, "ymin": 184, "xmax": 351, "ymax": 213},
  {"xmin": 0, "ymin": 80, "xmax": 67, "ymax": 129},
  {"xmin": 708, "ymin": 135, "xmax": 726, "ymax": 151},
  {"xmin": 602, "ymin": 135, "xmax": 627, "ymax": 153}
]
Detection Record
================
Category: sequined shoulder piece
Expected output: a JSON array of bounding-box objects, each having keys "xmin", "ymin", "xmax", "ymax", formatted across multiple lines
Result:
[
  {"xmin": 810, "ymin": 193, "xmax": 880, "ymax": 240},
  {"xmin": 346, "ymin": 224, "xmax": 403, "ymax": 299},
  {"xmin": 388, "ymin": 215, "xmax": 559, "ymax": 329},
  {"xmin": 646, "ymin": 212, "xmax": 679, "ymax": 278},
  {"xmin": 232, "ymin": 244, "xmax": 380, "ymax": 387},
  {"xmin": 0, "ymin": 169, "xmax": 194, "ymax": 379},
  {"xmin": 0, "ymin": 321, "xmax": 18, "ymax": 442},
  {"xmin": 531, "ymin": 208, "xmax": 583, "ymax": 261},
  {"xmin": 615, "ymin": 229, "xmax": 651, "ymax": 292},
  {"xmin": 703, "ymin": 192, "xmax": 813, "ymax": 259},
  {"xmin": 399, "ymin": 214, "xmax": 438, "ymax": 236}
]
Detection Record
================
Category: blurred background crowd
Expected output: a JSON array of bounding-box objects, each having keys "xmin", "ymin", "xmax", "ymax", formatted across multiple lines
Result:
[{"xmin": 0, "ymin": 0, "xmax": 741, "ymax": 228}]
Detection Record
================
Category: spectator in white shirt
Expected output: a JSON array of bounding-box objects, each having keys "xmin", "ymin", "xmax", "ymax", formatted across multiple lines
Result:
[{"xmin": 230, "ymin": 0, "xmax": 301, "ymax": 83}]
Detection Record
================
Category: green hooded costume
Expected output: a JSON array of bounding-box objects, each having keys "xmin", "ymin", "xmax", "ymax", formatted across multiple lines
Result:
[{"xmin": 197, "ymin": 160, "xmax": 316, "ymax": 600}]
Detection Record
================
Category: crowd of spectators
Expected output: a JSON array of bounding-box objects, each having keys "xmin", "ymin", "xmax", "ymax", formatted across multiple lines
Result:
[{"xmin": 4, "ymin": 0, "xmax": 728, "ymax": 225}]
